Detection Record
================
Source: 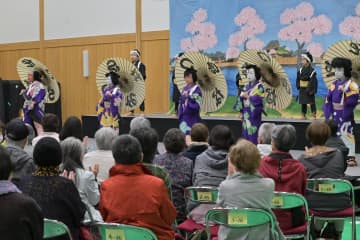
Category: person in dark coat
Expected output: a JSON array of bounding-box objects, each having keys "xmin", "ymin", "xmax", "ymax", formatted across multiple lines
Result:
[
  {"xmin": 130, "ymin": 49, "xmax": 146, "ymax": 114},
  {"xmin": 183, "ymin": 123, "xmax": 209, "ymax": 161},
  {"xmin": 296, "ymin": 52, "xmax": 318, "ymax": 119},
  {"xmin": 0, "ymin": 145, "xmax": 43, "ymax": 240},
  {"xmin": 325, "ymin": 119, "xmax": 349, "ymax": 163},
  {"xmin": 16, "ymin": 137, "xmax": 85, "ymax": 240},
  {"xmin": 172, "ymin": 53, "xmax": 184, "ymax": 114}
]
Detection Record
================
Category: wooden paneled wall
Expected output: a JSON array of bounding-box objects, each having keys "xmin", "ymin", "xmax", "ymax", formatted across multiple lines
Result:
[{"xmin": 0, "ymin": 31, "xmax": 170, "ymax": 121}]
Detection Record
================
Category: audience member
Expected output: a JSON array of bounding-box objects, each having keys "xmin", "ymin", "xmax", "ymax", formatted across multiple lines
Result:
[
  {"xmin": 193, "ymin": 125, "xmax": 234, "ymax": 187},
  {"xmin": 16, "ymin": 137, "xmax": 85, "ymax": 240},
  {"xmin": 61, "ymin": 137, "xmax": 102, "ymax": 223},
  {"xmin": 59, "ymin": 116, "xmax": 88, "ymax": 149},
  {"xmin": 154, "ymin": 128, "xmax": 193, "ymax": 222},
  {"xmin": 130, "ymin": 127, "xmax": 159, "ymax": 163},
  {"xmin": 183, "ymin": 123, "xmax": 209, "ymax": 161},
  {"xmin": 0, "ymin": 145, "xmax": 43, "ymax": 240},
  {"xmin": 129, "ymin": 116, "xmax": 151, "ymax": 131},
  {"xmin": 257, "ymin": 123, "xmax": 275, "ymax": 157},
  {"xmin": 99, "ymin": 135, "xmax": 176, "ymax": 240},
  {"xmin": 217, "ymin": 139, "xmax": 284, "ymax": 240},
  {"xmin": 5, "ymin": 119, "xmax": 35, "ymax": 183},
  {"xmin": 84, "ymin": 127, "xmax": 117, "ymax": 181},
  {"xmin": 32, "ymin": 113, "xmax": 60, "ymax": 146},
  {"xmin": 259, "ymin": 124, "xmax": 307, "ymax": 231},
  {"xmin": 300, "ymin": 121, "xmax": 349, "ymax": 239},
  {"xmin": 325, "ymin": 119, "xmax": 349, "ymax": 164}
]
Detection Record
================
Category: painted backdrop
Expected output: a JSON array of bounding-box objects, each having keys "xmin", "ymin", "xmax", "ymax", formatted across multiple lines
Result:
[{"xmin": 170, "ymin": 0, "xmax": 360, "ymax": 114}]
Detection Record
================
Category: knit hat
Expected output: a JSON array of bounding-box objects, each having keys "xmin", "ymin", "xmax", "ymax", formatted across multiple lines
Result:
[
  {"xmin": 271, "ymin": 125, "xmax": 296, "ymax": 152},
  {"xmin": 33, "ymin": 137, "xmax": 62, "ymax": 167},
  {"xmin": 5, "ymin": 119, "xmax": 29, "ymax": 141},
  {"xmin": 301, "ymin": 52, "xmax": 313, "ymax": 63}
]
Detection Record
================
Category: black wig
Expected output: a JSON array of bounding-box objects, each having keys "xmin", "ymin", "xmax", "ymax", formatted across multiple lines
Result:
[
  {"xmin": 184, "ymin": 67, "xmax": 198, "ymax": 83},
  {"xmin": 245, "ymin": 64, "xmax": 261, "ymax": 81},
  {"xmin": 331, "ymin": 57, "xmax": 352, "ymax": 79}
]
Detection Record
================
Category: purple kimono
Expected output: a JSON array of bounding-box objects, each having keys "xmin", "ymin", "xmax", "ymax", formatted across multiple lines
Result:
[
  {"xmin": 323, "ymin": 79, "xmax": 359, "ymax": 156},
  {"xmin": 96, "ymin": 85, "xmax": 122, "ymax": 128},
  {"xmin": 23, "ymin": 81, "xmax": 46, "ymax": 125},
  {"xmin": 178, "ymin": 84, "xmax": 202, "ymax": 134},
  {"xmin": 239, "ymin": 81, "xmax": 264, "ymax": 144}
]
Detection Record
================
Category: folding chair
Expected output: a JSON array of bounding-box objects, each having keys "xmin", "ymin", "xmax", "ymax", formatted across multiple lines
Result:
[
  {"xmin": 271, "ymin": 191, "xmax": 310, "ymax": 240},
  {"xmin": 205, "ymin": 208, "xmax": 276, "ymax": 240},
  {"xmin": 306, "ymin": 178, "xmax": 356, "ymax": 240},
  {"xmin": 143, "ymin": 163, "xmax": 172, "ymax": 199},
  {"xmin": 97, "ymin": 223, "xmax": 158, "ymax": 240},
  {"xmin": 43, "ymin": 218, "xmax": 73, "ymax": 240},
  {"xmin": 177, "ymin": 186, "xmax": 219, "ymax": 239}
]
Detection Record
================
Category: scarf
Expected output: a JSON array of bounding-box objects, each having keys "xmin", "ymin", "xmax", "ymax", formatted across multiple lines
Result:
[
  {"xmin": 34, "ymin": 166, "xmax": 60, "ymax": 177},
  {"xmin": 0, "ymin": 180, "xmax": 21, "ymax": 195}
]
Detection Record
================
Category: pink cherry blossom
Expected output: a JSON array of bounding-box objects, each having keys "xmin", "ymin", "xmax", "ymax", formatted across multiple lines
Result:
[
  {"xmin": 307, "ymin": 42, "xmax": 324, "ymax": 57},
  {"xmin": 234, "ymin": 7, "xmax": 257, "ymax": 25},
  {"xmin": 296, "ymin": 2, "xmax": 314, "ymax": 19},
  {"xmin": 193, "ymin": 8, "xmax": 207, "ymax": 22},
  {"xmin": 247, "ymin": 38, "xmax": 264, "ymax": 50},
  {"xmin": 226, "ymin": 47, "xmax": 240, "ymax": 60},
  {"xmin": 339, "ymin": 5, "xmax": 360, "ymax": 40},
  {"xmin": 312, "ymin": 15, "xmax": 332, "ymax": 34}
]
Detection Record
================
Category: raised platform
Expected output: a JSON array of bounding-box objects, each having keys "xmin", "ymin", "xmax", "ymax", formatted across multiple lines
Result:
[{"xmin": 82, "ymin": 114, "xmax": 360, "ymax": 153}]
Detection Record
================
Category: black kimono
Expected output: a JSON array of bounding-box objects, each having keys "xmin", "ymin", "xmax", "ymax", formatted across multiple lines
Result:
[
  {"xmin": 296, "ymin": 65, "xmax": 318, "ymax": 114},
  {"xmin": 133, "ymin": 60, "xmax": 146, "ymax": 112},
  {"xmin": 171, "ymin": 70, "xmax": 181, "ymax": 113}
]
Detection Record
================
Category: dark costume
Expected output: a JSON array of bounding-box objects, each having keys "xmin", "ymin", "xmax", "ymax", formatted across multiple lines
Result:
[
  {"xmin": 133, "ymin": 60, "xmax": 146, "ymax": 112},
  {"xmin": 172, "ymin": 70, "xmax": 181, "ymax": 113},
  {"xmin": 296, "ymin": 65, "xmax": 318, "ymax": 116}
]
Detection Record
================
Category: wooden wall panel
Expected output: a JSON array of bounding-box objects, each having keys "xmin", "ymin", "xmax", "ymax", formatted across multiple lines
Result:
[{"xmin": 0, "ymin": 31, "xmax": 169, "ymax": 121}]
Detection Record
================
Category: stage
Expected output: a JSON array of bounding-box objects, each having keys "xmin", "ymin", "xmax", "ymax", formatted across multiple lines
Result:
[{"xmin": 82, "ymin": 114, "xmax": 360, "ymax": 154}]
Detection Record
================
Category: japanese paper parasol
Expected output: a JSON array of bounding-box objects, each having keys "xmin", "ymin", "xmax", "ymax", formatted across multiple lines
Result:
[
  {"xmin": 174, "ymin": 52, "xmax": 228, "ymax": 112},
  {"xmin": 237, "ymin": 49, "xmax": 292, "ymax": 110},
  {"xmin": 321, "ymin": 40, "xmax": 360, "ymax": 87},
  {"xmin": 96, "ymin": 57, "xmax": 145, "ymax": 111},
  {"xmin": 16, "ymin": 57, "xmax": 60, "ymax": 103}
]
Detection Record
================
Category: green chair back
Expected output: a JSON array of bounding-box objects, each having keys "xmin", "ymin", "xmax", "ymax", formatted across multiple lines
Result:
[
  {"xmin": 143, "ymin": 163, "xmax": 172, "ymax": 199},
  {"xmin": 205, "ymin": 208, "xmax": 276, "ymax": 239},
  {"xmin": 97, "ymin": 223, "xmax": 158, "ymax": 240},
  {"xmin": 43, "ymin": 219, "xmax": 72, "ymax": 239},
  {"xmin": 184, "ymin": 186, "xmax": 218, "ymax": 204}
]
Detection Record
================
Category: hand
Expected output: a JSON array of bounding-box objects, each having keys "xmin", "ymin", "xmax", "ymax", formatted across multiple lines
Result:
[
  {"xmin": 338, "ymin": 85, "xmax": 344, "ymax": 92},
  {"xmin": 242, "ymin": 92, "xmax": 249, "ymax": 99},
  {"xmin": 19, "ymin": 89, "xmax": 26, "ymax": 95},
  {"xmin": 83, "ymin": 136, "xmax": 89, "ymax": 148},
  {"xmin": 238, "ymin": 113, "xmax": 243, "ymax": 120},
  {"xmin": 61, "ymin": 170, "xmax": 76, "ymax": 183},
  {"xmin": 105, "ymin": 91, "xmax": 112, "ymax": 96},
  {"xmin": 89, "ymin": 164, "xmax": 99, "ymax": 178},
  {"xmin": 183, "ymin": 91, "xmax": 189, "ymax": 97},
  {"xmin": 28, "ymin": 102, "xmax": 34, "ymax": 110}
]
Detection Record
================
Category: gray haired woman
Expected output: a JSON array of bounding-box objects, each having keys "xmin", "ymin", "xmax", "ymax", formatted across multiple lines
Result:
[{"xmin": 61, "ymin": 137, "xmax": 103, "ymax": 223}]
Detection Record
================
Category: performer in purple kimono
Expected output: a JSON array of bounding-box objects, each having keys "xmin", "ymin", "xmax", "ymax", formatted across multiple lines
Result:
[
  {"xmin": 239, "ymin": 65, "xmax": 265, "ymax": 144},
  {"xmin": 178, "ymin": 68, "xmax": 202, "ymax": 139},
  {"xmin": 21, "ymin": 71, "xmax": 46, "ymax": 135},
  {"xmin": 96, "ymin": 72, "xmax": 122, "ymax": 132},
  {"xmin": 323, "ymin": 57, "xmax": 359, "ymax": 164}
]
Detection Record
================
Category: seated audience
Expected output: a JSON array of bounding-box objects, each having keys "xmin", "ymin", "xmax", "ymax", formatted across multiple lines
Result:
[
  {"xmin": 16, "ymin": 137, "xmax": 85, "ymax": 240},
  {"xmin": 154, "ymin": 128, "xmax": 193, "ymax": 222},
  {"xmin": 61, "ymin": 137, "xmax": 102, "ymax": 223},
  {"xmin": 99, "ymin": 135, "xmax": 176, "ymax": 240},
  {"xmin": 0, "ymin": 145, "xmax": 43, "ymax": 240},
  {"xmin": 299, "ymin": 121, "xmax": 349, "ymax": 239},
  {"xmin": 59, "ymin": 116, "xmax": 88, "ymax": 150},
  {"xmin": 0, "ymin": 120, "xmax": 5, "ymax": 144},
  {"xmin": 183, "ymin": 123, "xmax": 209, "ymax": 161},
  {"xmin": 130, "ymin": 127, "xmax": 159, "ymax": 163},
  {"xmin": 5, "ymin": 119, "xmax": 35, "ymax": 183},
  {"xmin": 84, "ymin": 127, "xmax": 117, "ymax": 181},
  {"xmin": 259, "ymin": 125, "xmax": 307, "ymax": 231},
  {"xmin": 130, "ymin": 116, "xmax": 151, "ymax": 131},
  {"xmin": 217, "ymin": 139, "xmax": 284, "ymax": 240},
  {"xmin": 325, "ymin": 119, "xmax": 349, "ymax": 165},
  {"xmin": 257, "ymin": 123, "xmax": 275, "ymax": 157},
  {"xmin": 193, "ymin": 125, "xmax": 234, "ymax": 187},
  {"xmin": 32, "ymin": 113, "xmax": 60, "ymax": 146}
]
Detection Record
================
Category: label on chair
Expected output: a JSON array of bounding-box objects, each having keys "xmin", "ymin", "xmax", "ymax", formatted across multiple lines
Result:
[
  {"xmin": 318, "ymin": 184, "xmax": 334, "ymax": 193},
  {"xmin": 272, "ymin": 196, "xmax": 284, "ymax": 207},
  {"xmin": 105, "ymin": 229, "xmax": 126, "ymax": 240},
  {"xmin": 228, "ymin": 212, "xmax": 247, "ymax": 225},
  {"xmin": 197, "ymin": 192, "xmax": 213, "ymax": 202}
]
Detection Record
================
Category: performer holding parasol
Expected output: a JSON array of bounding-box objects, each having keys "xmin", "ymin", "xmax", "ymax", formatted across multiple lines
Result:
[
  {"xmin": 129, "ymin": 49, "xmax": 146, "ymax": 115},
  {"xmin": 96, "ymin": 72, "xmax": 122, "ymax": 131},
  {"xmin": 296, "ymin": 52, "xmax": 318, "ymax": 119},
  {"xmin": 237, "ymin": 49, "xmax": 292, "ymax": 144},
  {"xmin": 17, "ymin": 57, "xmax": 60, "ymax": 135}
]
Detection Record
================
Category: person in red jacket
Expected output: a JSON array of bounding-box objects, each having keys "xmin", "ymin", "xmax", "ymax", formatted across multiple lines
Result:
[
  {"xmin": 99, "ymin": 135, "xmax": 176, "ymax": 240},
  {"xmin": 258, "ymin": 124, "xmax": 307, "ymax": 232}
]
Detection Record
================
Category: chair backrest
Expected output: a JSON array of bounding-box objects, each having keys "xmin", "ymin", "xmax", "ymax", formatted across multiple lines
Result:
[
  {"xmin": 143, "ymin": 163, "xmax": 172, "ymax": 198},
  {"xmin": 271, "ymin": 191, "xmax": 309, "ymax": 215},
  {"xmin": 43, "ymin": 219, "xmax": 72, "ymax": 239},
  {"xmin": 97, "ymin": 223, "xmax": 158, "ymax": 240},
  {"xmin": 306, "ymin": 178, "xmax": 354, "ymax": 201},
  {"xmin": 184, "ymin": 186, "xmax": 218, "ymax": 204},
  {"xmin": 205, "ymin": 208, "xmax": 276, "ymax": 239}
]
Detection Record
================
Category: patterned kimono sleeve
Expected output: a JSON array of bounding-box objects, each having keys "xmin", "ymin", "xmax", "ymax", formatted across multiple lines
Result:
[
  {"xmin": 96, "ymin": 90, "xmax": 105, "ymax": 118},
  {"xmin": 32, "ymin": 84, "xmax": 46, "ymax": 103},
  {"xmin": 344, "ymin": 82, "xmax": 359, "ymax": 119},
  {"xmin": 111, "ymin": 89, "xmax": 122, "ymax": 128},
  {"xmin": 249, "ymin": 84, "xmax": 264, "ymax": 119},
  {"xmin": 323, "ymin": 83, "xmax": 335, "ymax": 119},
  {"xmin": 187, "ymin": 87, "xmax": 202, "ymax": 112}
]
